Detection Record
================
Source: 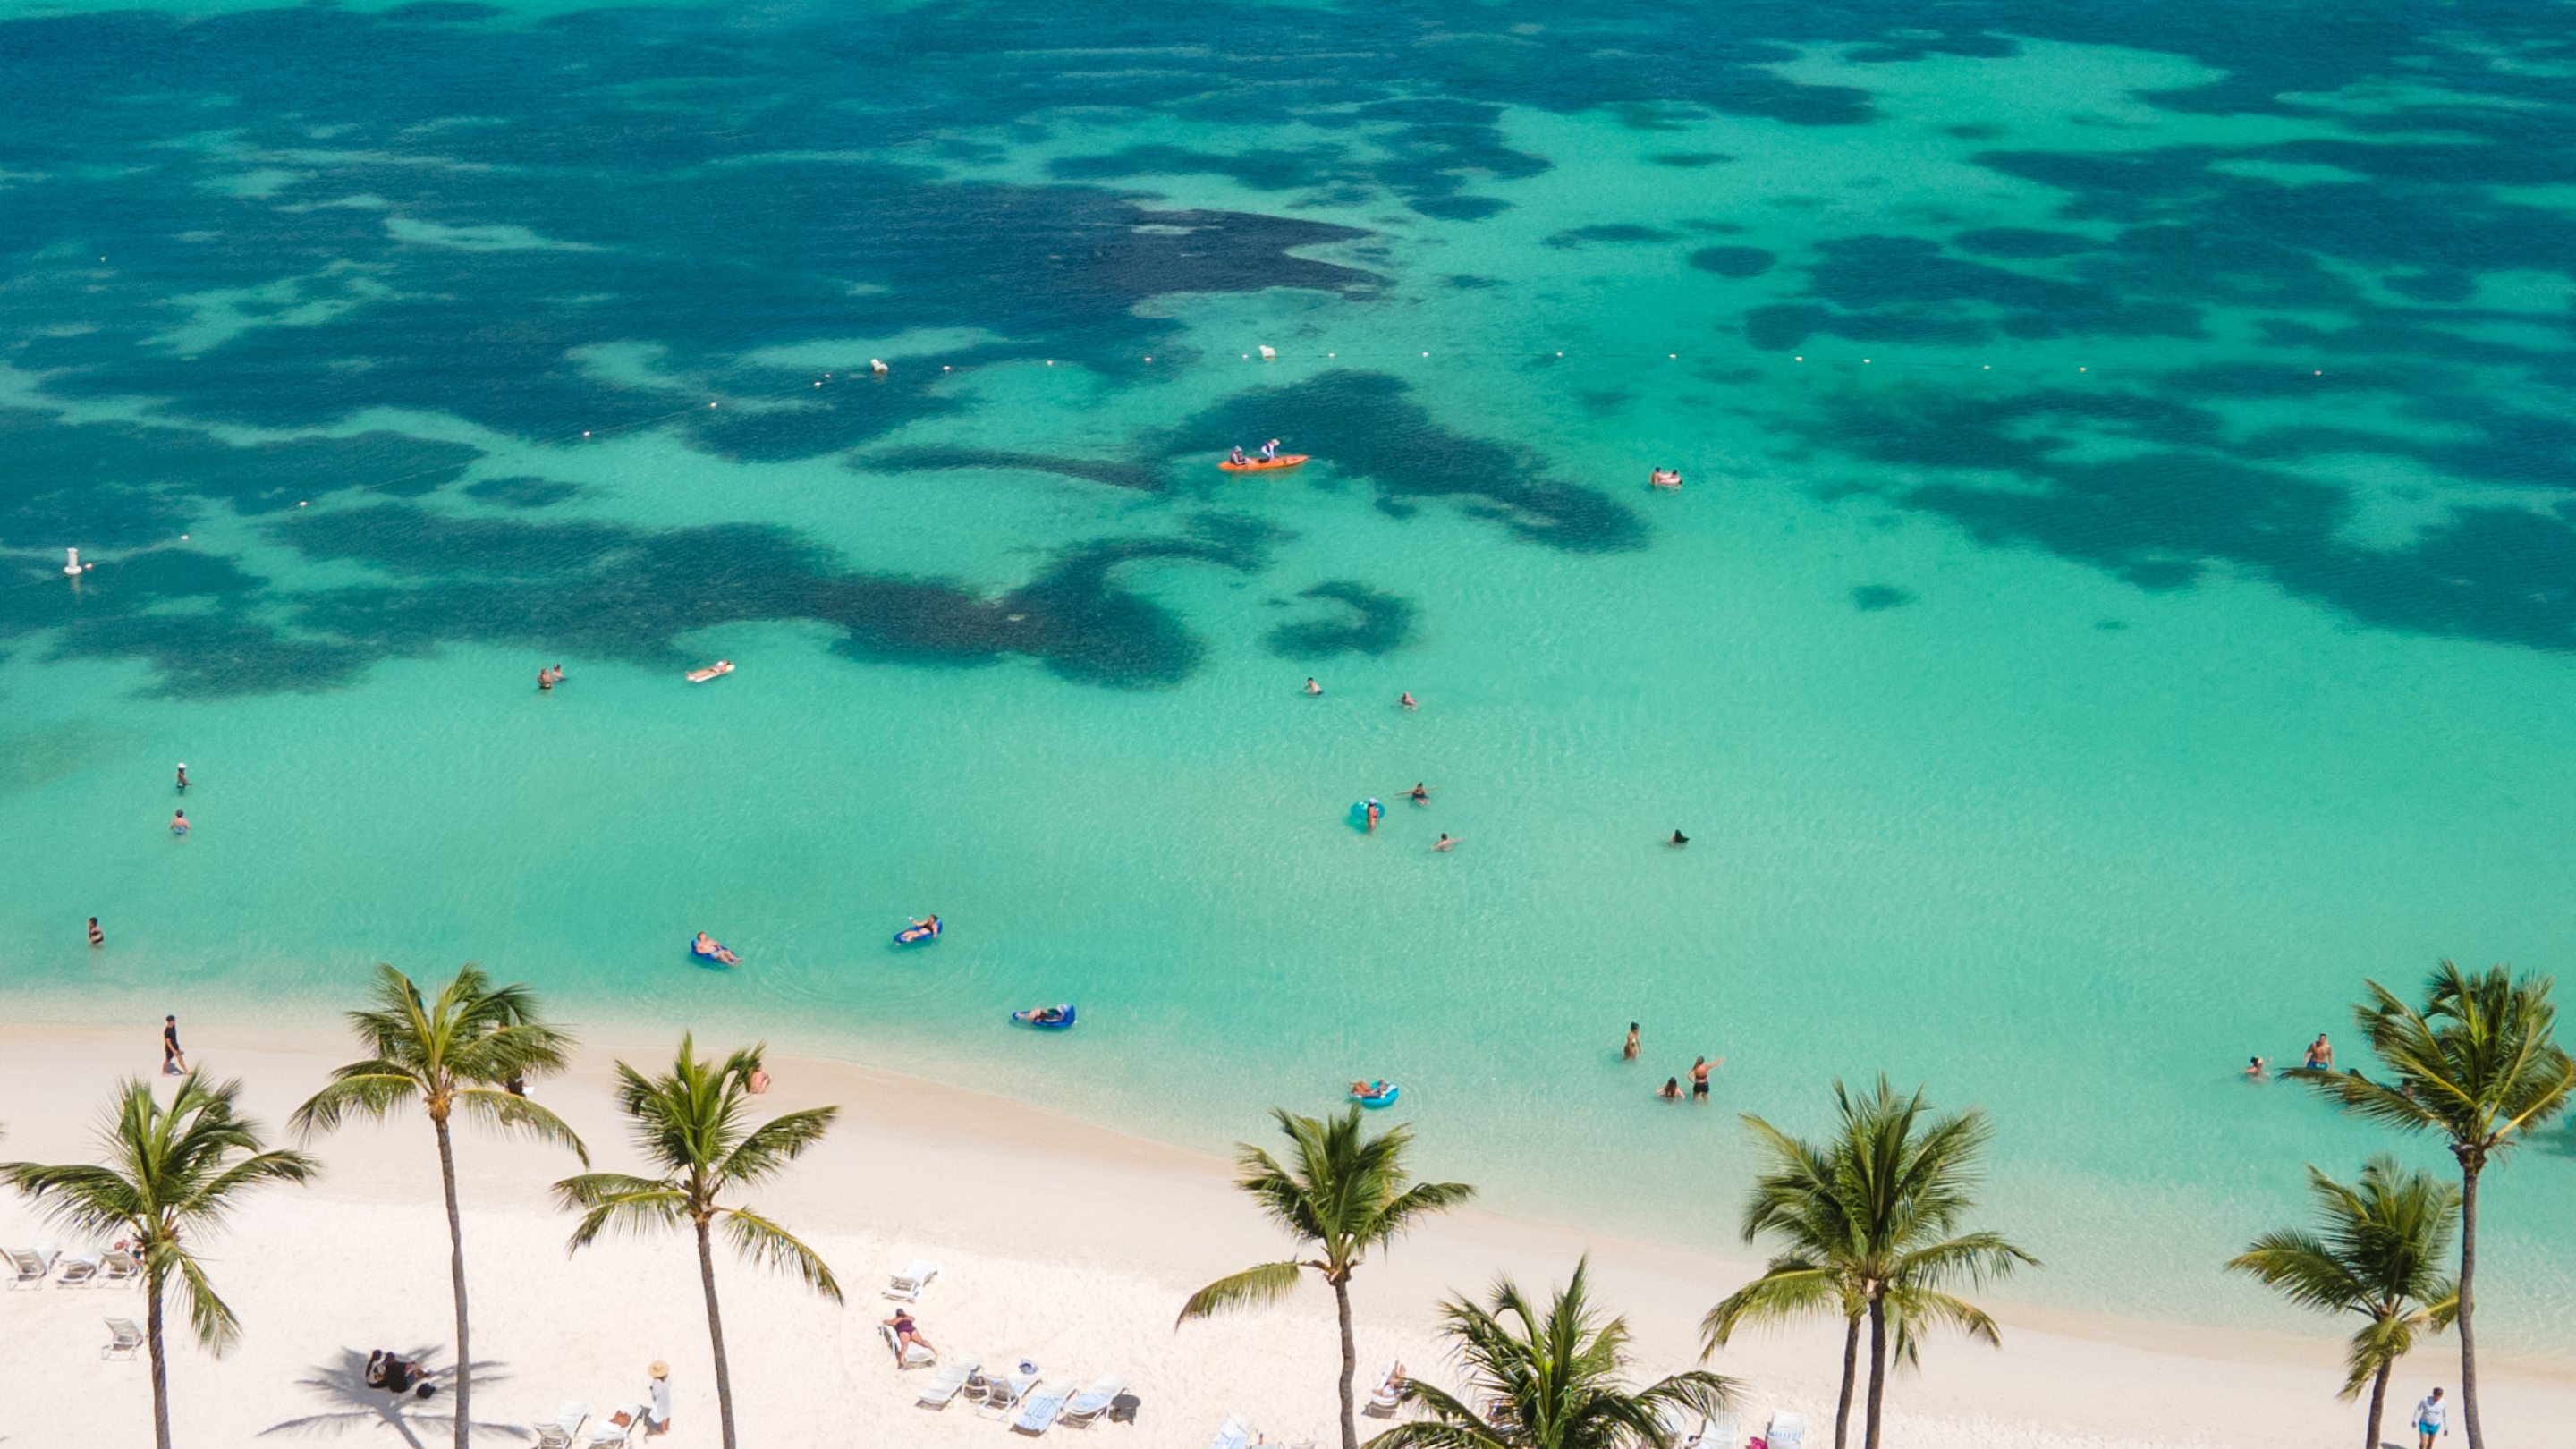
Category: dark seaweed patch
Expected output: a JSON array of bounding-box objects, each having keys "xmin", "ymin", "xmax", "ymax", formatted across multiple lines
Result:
[
  {"xmin": 1689, "ymin": 246, "xmax": 1776, "ymax": 278},
  {"xmin": 1266, "ymin": 581, "xmax": 1417, "ymax": 658},
  {"xmin": 1546, "ymin": 225, "xmax": 1677, "ymax": 249},
  {"xmin": 1165, "ymin": 371, "xmax": 1644, "ymax": 553},
  {"xmin": 463, "ymin": 476, "xmax": 582, "ymax": 510},
  {"xmin": 1649, "ymin": 153, "xmax": 1736, "ymax": 168},
  {"xmin": 862, "ymin": 448, "xmax": 1164, "ymax": 493},
  {"xmin": 1852, "ymin": 584, "xmax": 1916, "ymax": 611}
]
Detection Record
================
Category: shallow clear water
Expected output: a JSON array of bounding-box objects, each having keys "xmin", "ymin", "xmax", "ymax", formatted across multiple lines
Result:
[{"xmin": 5, "ymin": 0, "xmax": 2576, "ymax": 1352}]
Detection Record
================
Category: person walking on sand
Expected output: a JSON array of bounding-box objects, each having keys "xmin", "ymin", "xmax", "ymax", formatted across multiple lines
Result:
[
  {"xmin": 1623, "ymin": 1023, "xmax": 1640, "ymax": 1060},
  {"xmin": 88, "ymin": 916, "xmax": 104, "ymax": 948},
  {"xmin": 2413, "ymin": 1386, "xmax": 2445, "ymax": 1448},
  {"xmin": 162, "ymin": 1015, "xmax": 185, "ymax": 1076}
]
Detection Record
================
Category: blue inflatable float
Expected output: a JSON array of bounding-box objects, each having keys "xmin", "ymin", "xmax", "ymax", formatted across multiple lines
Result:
[
  {"xmin": 691, "ymin": 934, "xmax": 740, "ymax": 966},
  {"xmin": 1350, "ymin": 1081, "xmax": 1400, "ymax": 1108},
  {"xmin": 1347, "ymin": 798, "xmax": 1383, "ymax": 832},
  {"xmin": 1012, "ymin": 1004, "xmax": 1077, "ymax": 1030},
  {"xmin": 894, "ymin": 915, "xmax": 942, "ymax": 946}
]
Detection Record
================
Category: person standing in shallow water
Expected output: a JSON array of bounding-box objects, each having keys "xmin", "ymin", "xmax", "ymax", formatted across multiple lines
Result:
[
  {"xmin": 1623, "ymin": 1023, "xmax": 1640, "ymax": 1060},
  {"xmin": 169, "ymin": 809, "xmax": 189, "ymax": 835},
  {"xmin": 174, "ymin": 762, "xmax": 188, "ymax": 791},
  {"xmin": 88, "ymin": 917, "xmax": 105, "ymax": 948},
  {"xmin": 1303, "ymin": 677, "xmax": 1322, "ymax": 695}
]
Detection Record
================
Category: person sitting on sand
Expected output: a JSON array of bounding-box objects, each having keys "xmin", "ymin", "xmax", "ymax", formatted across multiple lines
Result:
[
  {"xmin": 1431, "ymin": 833, "xmax": 1456, "ymax": 852},
  {"xmin": 366, "ymin": 1351, "xmax": 434, "ymax": 1396},
  {"xmin": 2303, "ymin": 1034, "xmax": 2333, "ymax": 1071},
  {"xmin": 2243, "ymin": 1055, "xmax": 2267, "ymax": 1080},
  {"xmin": 1623, "ymin": 1023, "xmax": 1640, "ymax": 1060},
  {"xmin": 1657, "ymin": 1077, "xmax": 1683, "ymax": 1100},
  {"xmin": 884, "ymin": 1309, "xmax": 937, "ymax": 1357}
]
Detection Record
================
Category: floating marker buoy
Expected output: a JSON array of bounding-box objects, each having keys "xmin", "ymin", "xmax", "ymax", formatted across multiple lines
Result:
[
  {"xmin": 1795, "ymin": 356, "xmax": 1804, "ymax": 361},
  {"xmin": 1259, "ymin": 344, "xmax": 1275, "ymax": 360},
  {"xmin": 870, "ymin": 359, "xmax": 888, "ymax": 375},
  {"xmin": 583, "ymin": 430, "xmax": 592, "ymax": 436},
  {"xmin": 1046, "ymin": 360, "xmax": 1054, "ymax": 365},
  {"xmin": 942, "ymin": 365, "xmax": 951, "ymax": 371},
  {"xmin": 1421, "ymin": 351, "xmax": 1429, "ymax": 357},
  {"xmin": 297, "ymin": 501, "xmax": 308, "ymax": 507},
  {"xmin": 64, "ymin": 547, "xmax": 82, "ymax": 577}
]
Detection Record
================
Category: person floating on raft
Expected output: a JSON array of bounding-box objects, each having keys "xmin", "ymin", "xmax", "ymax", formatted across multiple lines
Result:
[
  {"xmin": 894, "ymin": 914, "xmax": 942, "ymax": 945},
  {"xmin": 691, "ymin": 932, "xmax": 740, "ymax": 966},
  {"xmin": 686, "ymin": 659, "xmax": 734, "ymax": 683},
  {"xmin": 1349, "ymin": 1080, "xmax": 1399, "ymax": 1106},
  {"xmin": 1649, "ymin": 468, "xmax": 1682, "ymax": 490},
  {"xmin": 1013, "ymin": 1003, "xmax": 1076, "ymax": 1029}
]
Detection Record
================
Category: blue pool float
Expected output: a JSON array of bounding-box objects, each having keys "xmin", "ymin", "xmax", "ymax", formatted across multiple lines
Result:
[
  {"xmin": 690, "ymin": 934, "xmax": 740, "ymax": 966},
  {"xmin": 894, "ymin": 915, "xmax": 942, "ymax": 946},
  {"xmin": 1347, "ymin": 798, "xmax": 1383, "ymax": 832},
  {"xmin": 1350, "ymin": 1081, "xmax": 1400, "ymax": 1108},
  {"xmin": 1012, "ymin": 1004, "xmax": 1077, "ymax": 1030}
]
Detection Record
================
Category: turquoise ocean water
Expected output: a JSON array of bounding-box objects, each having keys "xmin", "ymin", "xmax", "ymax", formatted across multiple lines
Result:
[{"xmin": 5, "ymin": 0, "xmax": 2576, "ymax": 1351}]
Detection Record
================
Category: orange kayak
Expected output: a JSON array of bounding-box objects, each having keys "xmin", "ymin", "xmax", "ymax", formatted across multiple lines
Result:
[{"xmin": 1218, "ymin": 454, "xmax": 1309, "ymax": 473}]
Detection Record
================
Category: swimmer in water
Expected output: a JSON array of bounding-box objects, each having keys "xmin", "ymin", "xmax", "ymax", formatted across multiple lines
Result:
[
  {"xmin": 174, "ymin": 763, "xmax": 189, "ymax": 792},
  {"xmin": 1404, "ymin": 783, "xmax": 1432, "ymax": 804},
  {"xmin": 1667, "ymin": 830, "xmax": 1689, "ymax": 847},
  {"xmin": 1623, "ymin": 1023, "xmax": 1640, "ymax": 1060},
  {"xmin": 1399, "ymin": 692, "xmax": 1417, "ymax": 710},
  {"xmin": 1304, "ymin": 677, "xmax": 1322, "ymax": 695},
  {"xmin": 89, "ymin": 916, "xmax": 105, "ymax": 947},
  {"xmin": 2243, "ymin": 1055, "xmax": 2267, "ymax": 1080},
  {"xmin": 2302, "ymin": 1034, "xmax": 2333, "ymax": 1071},
  {"xmin": 538, "ymin": 666, "xmax": 552, "ymax": 691},
  {"xmin": 1657, "ymin": 1077, "xmax": 1683, "ymax": 1101},
  {"xmin": 1431, "ymin": 833, "xmax": 1455, "ymax": 852},
  {"xmin": 1365, "ymin": 798, "xmax": 1383, "ymax": 831},
  {"xmin": 170, "ymin": 809, "xmax": 189, "ymax": 835}
]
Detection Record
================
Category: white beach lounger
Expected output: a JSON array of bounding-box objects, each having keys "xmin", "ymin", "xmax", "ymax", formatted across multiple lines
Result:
[
  {"xmin": 883, "ymin": 1259, "xmax": 940, "ymax": 1301},
  {"xmin": 4, "ymin": 1247, "xmax": 55, "ymax": 1288},
  {"xmin": 1012, "ymin": 1379, "xmax": 1077, "ymax": 1436},
  {"xmin": 1059, "ymin": 1375, "xmax": 1126, "ymax": 1428},
  {"xmin": 1656, "ymin": 1402, "xmax": 1704, "ymax": 1449},
  {"xmin": 878, "ymin": 1322, "xmax": 936, "ymax": 1368},
  {"xmin": 103, "ymin": 1318, "xmax": 145, "ymax": 1359},
  {"xmin": 1765, "ymin": 1411, "xmax": 1807, "ymax": 1449},
  {"xmin": 534, "ymin": 1402, "xmax": 589, "ymax": 1449},
  {"xmin": 978, "ymin": 1360, "xmax": 1042, "ymax": 1420},
  {"xmin": 54, "ymin": 1251, "xmax": 101, "ymax": 1287},
  {"xmin": 1208, "ymin": 1416, "xmax": 1253, "ymax": 1449},
  {"xmin": 579, "ymin": 1407, "xmax": 641, "ymax": 1447},
  {"xmin": 915, "ymin": 1354, "xmax": 982, "ymax": 1409},
  {"xmin": 97, "ymin": 1250, "xmax": 140, "ymax": 1285},
  {"xmin": 1363, "ymin": 1366, "xmax": 1406, "ymax": 1419}
]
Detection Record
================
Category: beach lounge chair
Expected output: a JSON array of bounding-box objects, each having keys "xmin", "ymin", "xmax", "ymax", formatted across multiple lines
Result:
[
  {"xmin": 534, "ymin": 1402, "xmax": 589, "ymax": 1449},
  {"xmin": 1013, "ymin": 1380, "xmax": 1077, "ymax": 1436},
  {"xmin": 1208, "ymin": 1416, "xmax": 1253, "ymax": 1449},
  {"xmin": 1059, "ymin": 1376, "xmax": 1126, "ymax": 1428},
  {"xmin": 878, "ymin": 1322, "xmax": 936, "ymax": 1368},
  {"xmin": 1363, "ymin": 1365, "xmax": 1406, "ymax": 1419},
  {"xmin": 978, "ymin": 1360, "xmax": 1041, "ymax": 1420},
  {"xmin": 4, "ymin": 1247, "xmax": 55, "ymax": 1288},
  {"xmin": 54, "ymin": 1252, "xmax": 100, "ymax": 1288},
  {"xmin": 1656, "ymin": 1402, "xmax": 1705, "ymax": 1449},
  {"xmin": 883, "ymin": 1259, "xmax": 940, "ymax": 1301},
  {"xmin": 579, "ymin": 1407, "xmax": 640, "ymax": 1447},
  {"xmin": 1765, "ymin": 1411, "xmax": 1806, "ymax": 1449},
  {"xmin": 103, "ymin": 1318, "xmax": 144, "ymax": 1359},
  {"xmin": 98, "ymin": 1250, "xmax": 140, "ymax": 1285},
  {"xmin": 915, "ymin": 1354, "xmax": 981, "ymax": 1409}
]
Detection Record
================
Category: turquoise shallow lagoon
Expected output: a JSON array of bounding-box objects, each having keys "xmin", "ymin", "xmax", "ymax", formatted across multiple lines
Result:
[{"xmin": 4, "ymin": 0, "xmax": 2575, "ymax": 1352}]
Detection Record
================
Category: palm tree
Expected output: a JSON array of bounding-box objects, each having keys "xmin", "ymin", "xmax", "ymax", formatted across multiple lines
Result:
[
  {"xmin": 1699, "ymin": 1077, "xmax": 2035, "ymax": 1449},
  {"xmin": 2228, "ymin": 1155, "xmax": 2458, "ymax": 1449},
  {"xmin": 291, "ymin": 963, "xmax": 586, "ymax": 1449},
  {"xmin": 4, "ymin": 1073, "xmax": 318, "ymax": 1449},
  {"xmin": 554, "ymin": 1037, "xmax": 841, "ymax": 1449},
  {"xmin": 1369, "ymin": 1258, "xmax": 1733, "ymax": 1449},
  {"xmin": 1179, "ymin": 1106, "xmax": 1477, "ymax": 1449},
  {"xmin": 2288, "ymin": 962, "xmax": 2574, "ymax": 1449}
]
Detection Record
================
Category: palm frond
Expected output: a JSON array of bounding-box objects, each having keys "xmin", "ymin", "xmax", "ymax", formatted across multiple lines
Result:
[
  {"xmin": 173, "ymin": 1249, "xmax": 244, "ymax": 1355},
  {"xmin": 287, "ymin": 1070, "xmax": 424, "ymax": 1138},
  {"xmin": 716, "ymin": 1106, "xmax": 839, "ymax": 1190},
  {"xmin": 1177, "ymin": 1261, "xmax": 1305, "ymax": 1323},
  {"xmin": 1699, "ymin": 1258, "xmax": 1846, "ymax": 1352},
  {"xmin": 718, "ymin": 1206, "xmax": 843, "ymax": 1301},
  {"xmin": 454, "ymin": 1088, "xmax": 590, "ymax": 1165}
]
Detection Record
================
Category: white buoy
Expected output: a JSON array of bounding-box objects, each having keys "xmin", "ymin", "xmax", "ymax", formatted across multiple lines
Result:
[
  {"xmin": 870, "ymin": 358, "xmax": 889, "ymax": 375},
  {"xmin": 64, "ymin": 547, "xmax": 82, "ymax": 577},
  {"xmin": 1258, "ymin": 344, "xmax": 1276, "ymax": 360}
]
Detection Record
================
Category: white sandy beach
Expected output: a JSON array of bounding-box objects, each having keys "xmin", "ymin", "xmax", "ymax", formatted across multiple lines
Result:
[{"xmin": 1, "ymin": 1021, "xmax": 2570, "ymax": 1449}]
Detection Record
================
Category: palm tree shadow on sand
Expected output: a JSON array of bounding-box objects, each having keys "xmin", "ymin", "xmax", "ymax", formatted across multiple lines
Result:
[{"xmin": 259, "ymin": 1347, "xmax": 530, "ymax": 1445}]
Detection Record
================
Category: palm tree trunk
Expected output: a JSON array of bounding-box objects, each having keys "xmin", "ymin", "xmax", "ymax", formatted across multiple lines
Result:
[
  {"xmin": 435, "ymin": 1115, "xmax": 471, "ymax": 1449},
  {"xmin": 1332, "ymin": 1275, "xmax": 1359, "ymax": 1449},
  {"xmin": 698, "ymin": 1216, "xmax": 738, "ymax": 1449},
  {"xmin": 146, "ymin": 1263, "xmax": 174, "ymax": 1449},
  {"xmin": 2456, "ymin": 1161, "xmax": 2480, "ymax": 1449},
  {"xmin": 2365, "ymin": 1357, "xmax": 2390, "ymax": 1449},
  {"xmin": 1834, "ymin": 1315, "xmax": 1860, "ymax": 1449},
  {"xmin": 1862, "ymin": 1295, "xmax": 1888, "ymax": 1449}
]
